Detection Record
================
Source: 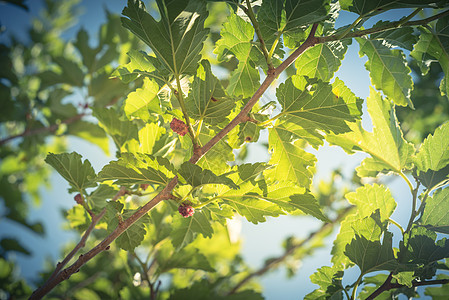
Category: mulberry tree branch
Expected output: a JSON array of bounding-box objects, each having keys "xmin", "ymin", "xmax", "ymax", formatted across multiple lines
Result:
[{"xmin": 30, "ymin": 23, "xmax": 320, "ymax": 299}]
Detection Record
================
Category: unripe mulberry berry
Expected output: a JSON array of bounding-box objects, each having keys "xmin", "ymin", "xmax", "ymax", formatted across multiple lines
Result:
[
  {"xmin": 74, "ymin": 193, "xmax": 83, "ymax": 205},
  {"xmin": 170, "ymin": 118, "xmax": 188, "ymax": 136},
  {"xmin": 178, "ymin": 203, "xmax": 195, "ymax": 218}
]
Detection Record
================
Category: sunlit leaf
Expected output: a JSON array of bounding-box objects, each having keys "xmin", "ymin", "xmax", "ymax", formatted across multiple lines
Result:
[
  {"xmin": 327, "ymin": 88, "xmax": 414, "ymax": 177},
  {"xmin": 185, "ymin": 60, "xmax": 235, "ymax": 125},
  {"xmin": 422, "ymin": 188, "xmax": 449, "ymax": 234},
  {"xmin": 45, "ymin": 152, "xmax": 96, "ymax": 192},
  {"xmin": 178, "ymin": 162, "xmax": 238, "ymax": 189},
  {"xmin": 357, "ymin": 37, "xmax": 413, "ymax": 107},
  {"xmin": 214, "ymin": 11, "xmax": 260, "ymax": 98},
  {"xmin": 121, "ymin": 0, "xmax": 209, "ymax": 76}
]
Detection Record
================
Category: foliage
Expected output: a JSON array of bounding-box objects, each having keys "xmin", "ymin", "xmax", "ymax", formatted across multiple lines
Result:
[{"xmin": 1, "ymin": 0, "xmax": 449, "ymax": 299}]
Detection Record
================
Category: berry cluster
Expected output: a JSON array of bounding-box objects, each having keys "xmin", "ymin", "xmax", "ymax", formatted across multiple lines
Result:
[
  {"xmin": 170, "ymin": 118, "xmax": 188, "ymax": 136},
  {"xmin": 178, "ymin": 203, "xmax": 195, "ymax": 218}
]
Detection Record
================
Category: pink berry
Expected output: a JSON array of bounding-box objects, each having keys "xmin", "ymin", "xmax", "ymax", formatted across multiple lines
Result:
[
  {"xmin": 74, "ymin": 193, "xmax": 83, "ymax": 205},
  {"xmin": 170, "ymin": 118, "xmax": 188, "ymax": 136},
  {"xmin": 178, "ymin": 203, "xmax": 195, "ymax": 218}
]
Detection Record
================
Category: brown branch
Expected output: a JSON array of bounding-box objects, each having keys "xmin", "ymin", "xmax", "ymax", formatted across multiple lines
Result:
[
  {"xmin": 46, "ymin": 208, "xmax": 107, "ymax": 283},
  {"xmin": 366, "ymin": 274, "xmax": 449, "ymax": 300},
  {"xmin": 318, "ymin": 9, "xmax": 449, "ymax": 43},
  {"xmin": 0, "ymin": 113, "xmax": 85, "ymax": 146},
  {"xmin": 228, "ymin": 205, "xmax": 353, "ymax": 295},
  {"xmin": 30, "ymin": 23, "xmax": 320, "ymax": 299},
  {"xmin": 30, "ymin": 178, "xmax": 177, "ymax": 299}
]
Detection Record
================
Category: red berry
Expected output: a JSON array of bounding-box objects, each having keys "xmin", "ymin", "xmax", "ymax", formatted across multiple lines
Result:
[
  {"xmin": 178, "ymin": 203, "xmax": 195, "ymax": 218},
  {"xmin": 74, "ymin": 193, "xmax": 83, "ymax": 205},
  {"xmin": 140, "ymin": 184, "xmax": 149, "ymax": 190},
  {"xmin": 170, "ymin": 118, "xmax": 188, "ymax": 136}
]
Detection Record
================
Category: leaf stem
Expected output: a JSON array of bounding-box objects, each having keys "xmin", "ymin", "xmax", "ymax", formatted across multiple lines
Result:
[
  {"xmin": 399, "ymin": 171, "xmax": 414, "ymax": 193},
  {"xmin": 0, "ymin": 113, "xmax": 85, "ymax": 146},
  {"xmin": 244, "ymin": 0, "xmax": 273, "ymax": 70},
  {"xmin": 388, "ymin": 218, "xmax": 404, "ymax": 235},
  {"xmin": 337, "ymin": 15, "xmax": 363, "ymax": 40},
  {"xmin": 351, "ymin": 274, "xmax": 364, "ymax": 300},
  {"xmin": 405, "ymin": 181, "xmax": 420, "ymax": 234},
  {"xmin": 397, "ymin": 8, "xmax": 422, "ymax": 26},
  {"xmin": 257, "ymin": 113, "xmax": 284, "ymax": 127},
  {"xmin": 174, "ymin": 76, "xmax": 196, "ymax": 142}
]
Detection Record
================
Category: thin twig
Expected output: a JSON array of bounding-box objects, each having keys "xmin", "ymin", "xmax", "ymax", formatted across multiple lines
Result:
[
  {"xmin": 228, "ymin": 206, "xmax": 353, "ymax": 295},
  {"xmin": 47, "ymin": 208, "xmax": 106, "ymax": 283},
  {"xmin": 318, "ymin": 9, "xmax": 449, "ymax": 43},
  {"xmin": 366, "ymin": 274, "xmax": 449, "ymax": 300},
  {"xmin": 0, "ymin": 113, "xmax": 85, "ymax": 146},
  {"xmin": 244, "ymin": 0, "xmax": 273, "ymax": 70}
]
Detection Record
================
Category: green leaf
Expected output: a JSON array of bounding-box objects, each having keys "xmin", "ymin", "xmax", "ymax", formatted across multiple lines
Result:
[
  {"xmin": 332, "ymin": 210, "xmax": 390, "ymax": 266},
  {"xmin": 137, "ymin": 123, "xmax": 166, "ymax": 155},
  {"xmin": 0, "ymin": 238, "xmax": 31, "ymax": 256},
  {"xmin": 67, "ymin": 121, "xmax": 109, "ymax": 155},
  {"xmin": 345, "ymin": 232, "xmax": 397, "ymax": 275},
  {"xmin": 88, "ymin": 184, "xmax": 117, "ymax": 212},
  {"xmin": 422, "ymin": 188, "xmax": 449, "ymax": 234},
  {"xmin": 156, "ymin": 244, "xmax": 214, "ymax": 272},
  {"xmin": 196, "ymin": 128, "xmax": 235, "ymax": 174},
  {"xmin": 416, "ymin": 165, "xmax": 449, "ymax": 190},
  {"xmin": 185, "ymin": 60, "xmax": 235, "ymax": 125},
  {"xmin": 38, "ymin": 56, "xmax": 85, "ymax": 88},
  {"xmin": 205, "ymin": 163, "xmax": 325, "ymax": 223},
  {"xmin": 214, "ymin": 11, "xmax": 260, "ymax": 98},
  {"xmin": 295, "ymin": 41, "xmax": 348, "ymax": 82},
  {"xmin": 304, "ymin": 265, "xmax": 345, "ymax": 300},
  {"xmin": 393, "ymin": 271, "xmax": 415, "ymax": 288},
  {"xmin": 106, "ymin": 205, "xmax": 150, "ymax": 251},
  {"xmin": 277, "ymin": 76, "xmax": 363, "ymax": 136},
  {"xmin": 414, "ymin": 122, "xmax": 449, "ymax": 173},
  {"xmin": 257, "ymin": 0, "xmax": 284, "ymax": 52},
  {"xmin": 267, "ymin": 126, "xmax": 316, "ymax": 188},
  {"xmin": 345, "ymin": 184, "xmax": 397, "ymax": 221},
  {"xmin": 327, "ymin": 87, "xmax": 414, "ymax": 177},
  {"xmin": 178, "ymin": 162, "xmax": 238, "ymax": 190},
  {"xmin": 357, "ymin": 37, "xmax": 414, "ymax": 108},
  {"xmin": 283, "ymin": 0, "xmax": 331, "ymax": 32},
  {"xmin": 124, "ymin": 77, "xmax": 162, "ymax": 120},
  {"xmin": 425, "ymin": 274, "xmax": 449, "ymax": 299},
  {"xmin": 400, "ymin": 226, "xmax": 449, "ymax": 265},
  {"xmin": 411, "ymin": 18, "xmax": 449, "ymax": 99},
  {"xmin": 74, "ymin": 28, "xmax": 100, "ymax": 72},
  {"xmin": 88, "ymin": 70, "xmax": 130, "ymax": 107},
  {"xmin": 97, "ymin": 154, "xmax": 169, "ymax": 186},
  {"xmin": 45, "ymin": 152, "xmax": 96, "ymax": 192},
  {"xmin": 111, "ymin": 50, "xmax": 159, "ymax": 83},
  {"xmin": 265, "ymin": 183, "xmax": 328, "ymax": 221},
  {"xmin": 228, "ymin": 121, "xmax": 261, "ymax": 148},
  {"xmin": 121, "ymin": 0, "xmax": 209, "ymax": 76},
  {"xmin": 370, "ymin": 22, "xmax": 417, "ymax": 51},
  {"xmin": 171, "ymin": 210, "xmax": 214, "ymax": 249},
  {"xmin": 92, "ymin": 107, "xmax": 139, "ymax": 149},
  {"xmin": 168, "ymin": 279, "xmax": 264, "ymax": 300}
]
